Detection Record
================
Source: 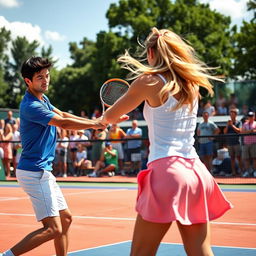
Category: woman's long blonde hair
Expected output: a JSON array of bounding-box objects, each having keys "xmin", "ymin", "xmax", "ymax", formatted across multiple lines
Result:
[{"xmin": 118, "ymin": 27, "xmax": 223, "ymax": 111}]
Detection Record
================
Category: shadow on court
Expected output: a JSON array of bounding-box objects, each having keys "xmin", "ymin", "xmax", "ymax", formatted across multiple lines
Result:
[{"xmin": 67, "ymin": 241, "xmax": 256, "ymax": 256}]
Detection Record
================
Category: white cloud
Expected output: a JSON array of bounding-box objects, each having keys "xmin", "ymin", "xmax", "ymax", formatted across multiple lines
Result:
[
  {"xmin": 44, "ymin": 30, "xmax": 66, "ymax": 41},
  {"xmin": 0, "ymin": 16, "xmax": 44, "ymax": 44},
  {"xmin": 0, "ymin": 0, "xmax": 20, "ymax": 8},
  {"xmin": 0, "ymin": 16, "xmax": 66, "ymax": 45},
  {"xmin": 200, "ymin": 0, "xmax": 248, "ymax": 18}
]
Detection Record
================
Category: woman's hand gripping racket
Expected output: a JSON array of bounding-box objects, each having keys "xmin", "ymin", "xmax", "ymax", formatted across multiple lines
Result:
[{"xmin": 100, "ymin": 78, "xmax": 130, "ymax": 113}]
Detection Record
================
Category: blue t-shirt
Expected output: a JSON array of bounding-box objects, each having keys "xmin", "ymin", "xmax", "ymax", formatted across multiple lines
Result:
[
  {"xmin": 126, "ymin": 127, "xmax": 142, "ymax": 149},
  {"xmin": 17, "ymin": 91, "xmax": 56, "ymax": 171}
]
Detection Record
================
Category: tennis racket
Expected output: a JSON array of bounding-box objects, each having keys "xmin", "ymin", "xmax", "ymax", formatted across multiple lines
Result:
[{"xmin": 100, "ymin": 78, "xmax": 130, "ymax": 113}]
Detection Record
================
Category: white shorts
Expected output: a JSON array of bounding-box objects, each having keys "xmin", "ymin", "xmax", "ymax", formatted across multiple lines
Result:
[
  {"xmin": 111, "ymin": 142, "xmax": 124, "ymax": 159},
  {"xmin": 16, "ymin": 169, "xmax": 68, "ymax": 221}
]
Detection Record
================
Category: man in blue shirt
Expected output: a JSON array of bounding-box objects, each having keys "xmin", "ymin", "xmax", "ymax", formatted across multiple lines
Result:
[
  {"xmin": 125, "ymin": 119, "xmax": 142, "ymax": 175},
  {"xmin": 2, "ymin": 57, "xmax": 106, "ymax": 256}
]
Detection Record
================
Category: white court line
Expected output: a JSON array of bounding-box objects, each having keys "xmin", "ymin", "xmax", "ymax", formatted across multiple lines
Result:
[
  {"xmin": 0, "ymin": 213, "xmax": 255, "ymax": 227},
  {"xmin": 63, "ymin": 189, "xmax": 127, "ymax": 196},
  {"xmin": 0, "ymin": 196, "xmax": 28, "ymax": 201},
  {"xmin": 0, "ymin": 189, "xmax": 127, "ymax": 201}
]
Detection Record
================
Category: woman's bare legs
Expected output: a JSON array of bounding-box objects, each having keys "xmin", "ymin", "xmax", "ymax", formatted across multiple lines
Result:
[
  {"xmin": 177, "ymin": 221, "xmax": 214, "ymax": 256},
  {"xmin": 130, "ymin": 214, "xmax": 172, "ymax": 256}
]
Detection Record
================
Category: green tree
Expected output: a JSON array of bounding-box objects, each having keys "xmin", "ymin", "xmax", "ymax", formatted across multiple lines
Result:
[
  {"xmin": 50, "ymin": 65, "xmax": 98, "ymax": 115},
  {"xmin": 0, "ymin": 27, "xmax": 11, "ymax": 107},
  {"xmin": 41, "ymin": 45, "xmax": 58, "ymax": 65},
  {"xmin": 4, "ymin": 36, "xmax": 39, "ymax": 108},
  {"xmin": 91, "ymin": 31, "xmax": 130, "ymax": 86},
  {"xmin": 106, "ymin": 0, "xmax": 233, "ymax": 76},
  {"xmin": 232, "ymin": 1, "xmax": 256, "ymax": 80}
]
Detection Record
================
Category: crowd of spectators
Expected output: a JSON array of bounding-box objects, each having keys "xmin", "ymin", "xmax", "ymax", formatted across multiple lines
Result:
[{"xmin": 0, "ymin": 95, "xmax": 256, "ymax": 179}]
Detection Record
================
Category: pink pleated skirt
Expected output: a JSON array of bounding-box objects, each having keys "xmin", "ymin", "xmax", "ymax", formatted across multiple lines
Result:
[{"xmin": 136, "ymin": 156, "xmax": 233, "ymax": 224}]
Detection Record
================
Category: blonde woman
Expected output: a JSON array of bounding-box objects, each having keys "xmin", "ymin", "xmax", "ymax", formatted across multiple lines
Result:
[{"xmin": 101, "ymin": 28, "xmax": 232, "ymax": 256}]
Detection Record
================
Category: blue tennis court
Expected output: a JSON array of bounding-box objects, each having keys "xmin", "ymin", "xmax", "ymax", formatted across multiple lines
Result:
[{"xmin": 67, "ymin": 241, "xmax": 256, "ymax": 256}]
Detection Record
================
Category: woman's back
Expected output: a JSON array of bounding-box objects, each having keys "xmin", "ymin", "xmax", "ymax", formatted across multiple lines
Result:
[{"xmin": 144, "ymin": 93, "xmax": 198, "ymax": 163}]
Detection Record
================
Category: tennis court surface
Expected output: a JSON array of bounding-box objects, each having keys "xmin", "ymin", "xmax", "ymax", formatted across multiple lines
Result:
[{"xmin": 0, "ymin": 180, "xmax": 255, "ymax": 255}]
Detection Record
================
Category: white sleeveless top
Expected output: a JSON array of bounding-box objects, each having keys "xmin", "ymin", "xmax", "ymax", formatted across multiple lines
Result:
[{"xmin": 143, "ymin": 74, "xmax": 199, "ymax": 163}]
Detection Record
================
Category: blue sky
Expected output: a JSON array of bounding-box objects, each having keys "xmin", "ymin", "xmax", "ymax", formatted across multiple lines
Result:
[{"xmin": 0, "ymin": 0, "xmax": 252, "ymax": 69}]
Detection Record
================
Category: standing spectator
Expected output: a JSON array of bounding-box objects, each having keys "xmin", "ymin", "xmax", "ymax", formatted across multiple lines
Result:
[
  {"xmin": 11, "ymin": 123, "xmax": 21, "ymax": 174},
  {"xmin": 228, "ymin": 93, "xmax": 238, "ymax": 107},
  {"xmin": 74, "ymin": 143, "xmax": 92, "ymax": 176},
  {"xmin": 107, "ymin": 124, "xmax": 126, "ymax": 174},
  {"xmin": 80, "ymin": 110, "xmax": 89, "ymax": 119},
  {"xmin": 197, "ymin": 111, "xmax": 220, "ymax": 172},
  {"xmin": 241, "ymin": 104, "xmax": 249, "ymax": 116},
  {"xmin": 223, "ymin": 108, "xmax": 243, "ymax": 176},
  {"xmin": 241, "ymin": 111, "xmax": 256, "ymax": 177},
  {"xmin": 217, "ymin": 102, "xmax": 228, "ymax": 116},
  {"xmin": 69, "ymin": 130, "xmax": 79, "ymax": 167},
  {"xmin": 0, "ymin": 123, "xmax": 13, "ymax": 177},
  {"xmin": 91, "ymin": 129, "xmax": 107, "ymax": 165},
  {"xmin": 91, "ymin": 107, "xmax": 101, "ymax": 120},
  {"xmin": 4, "ymin": 110, "xmax": 16, "ymax": 126},
  {"xmin": 56, "ymin": 129, "xmax": 69, "ymax": 177},
  {"xmin": 125, "ymin": 120, "xmax": 142, "ymax": 175},
  {"xmin": 0, "ymin": 120, "xmax": 4, "ymax": 163},
  {"xmin": 89, "ymin": 142, "xmax": 118, "ymax": 177},
  {"xmin": 203, "ymin": 100, "xmax": 216, "ymax": 116},
  {"xmin": 215, "ymin": 91, "xmax": 226, "ymax": 111},
  {"xmin": 197, "ymin": 100, "xmax": 205, "ymax": 116}
]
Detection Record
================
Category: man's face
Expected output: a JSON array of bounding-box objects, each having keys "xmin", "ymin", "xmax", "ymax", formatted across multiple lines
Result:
[
  {"xmin": 202, "ymin": 112, "xmax": 209, "ymax": 121},
  {"xmin": 132, "ymin": 120, "xmax": 138, "ymax": 129},
  {"xmin": 230, "ymin": 111, "xmax": 237, "ymax": 119},
  {"xmin": 25, "ymin": 68, "xmax": 50, "ymax": 94}
]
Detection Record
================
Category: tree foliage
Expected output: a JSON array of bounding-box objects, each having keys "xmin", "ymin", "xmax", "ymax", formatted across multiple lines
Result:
[
  {"xmin": 232, "ymin": 1, "xmax": 256, "ymax": 80},
  {"xmin": 106, "ymin": 0, "xmax": 233, "ymax": 76},
  {"xmin": 0, "ymin": 0, "xmax": 255, "ymax": 111}
]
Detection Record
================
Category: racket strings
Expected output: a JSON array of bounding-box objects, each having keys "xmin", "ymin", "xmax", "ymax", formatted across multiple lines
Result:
[{"xmin": 101, "ymin": 82, "xmax": 129, "ymax": 106}]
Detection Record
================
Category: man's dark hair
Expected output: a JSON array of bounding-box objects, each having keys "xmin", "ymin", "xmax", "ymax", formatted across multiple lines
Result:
[{"xmin": 21, "ymin": 56, "xmax": 52, "ymax": 84}]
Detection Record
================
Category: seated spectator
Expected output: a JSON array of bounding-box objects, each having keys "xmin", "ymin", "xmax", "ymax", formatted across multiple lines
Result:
[
  {"xmin": 74, "ymin": 143, "xmax": 92, "ymax": 176},
  {"xmin": 223, "ymin": 108, "xmax": 243, "ymax": 176},
  {"xmin": 212, "ymin": 145, "xmax": 232, "ymax": 176},
  {"xmin": 88, "ymin": 142, "xmax": 118, "ymax": 177},
  {"xmin": 77, "ymin": 129, "xmax": 90, "ymax": 148}
]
